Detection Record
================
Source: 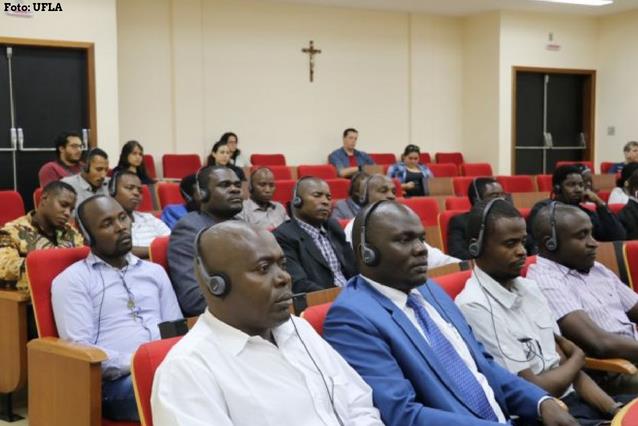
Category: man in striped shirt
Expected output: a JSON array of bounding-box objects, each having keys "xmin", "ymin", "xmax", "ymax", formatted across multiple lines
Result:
[{"xmin": 527, "ymin": 202, "xmax": 638, "ymax": 394}]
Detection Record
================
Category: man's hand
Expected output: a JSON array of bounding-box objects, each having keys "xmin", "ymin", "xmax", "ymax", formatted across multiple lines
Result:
[
  {"xmin": 555, "ymin": 335, "xmax": 585, "ymax": 366},
  {"xmin": 583, "ymin": 189, "xmax": 604, "ymax": 207},
  {"xmin": 539, "ymin": 399, "xmax": 578, "ymax": 426}
]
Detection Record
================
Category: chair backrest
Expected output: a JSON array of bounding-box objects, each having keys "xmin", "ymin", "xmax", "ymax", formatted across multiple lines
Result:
[
  {"xmin": 338, "ymin": 219, "xmax": 350, "ymax": 229},
  {"xmin": 592, "ymin": 173, "xmax": 617, "ymax": 191},
  {"xmin": 139, "ymin": 185, "xmax": 155, "ymax": 212},
  {"xmin": 435, "ymin": 152, "xmax": 464, "ymax": 166},
  {"xmin": 132, "ymin": 336, "xmax": 182, "ymax": 426},
  {"xmin": 428, "ymin": 177, "xmax": 455, "ymax": 196},
  {"xmin": 300, "ymin": 302, "xmax": 333, "ymax": 336},
  {"xmin": 272, "ymin": 179, "xmax": 296, "ymax": 205},
  {"xmin": 251, "ymin": 165, "xmax": 293, "ymax": 181},
  {"xmin": 149, "ymin": 236, "xmax": 170, "ymax": 274},
  {"xmin": 297, "ymin": 165, "xmax": 338, "ymax": 180},
  {"xmin": 433, "ymin": 270, "xmax": 472, "ymax": 300},
  {"xmin": 157, "ymin": 182, "xmax": 182, "ymax": 208},
  {"xmin": 536, "ymin": 174, "xmax": 553, "ymax": 192},
  {"xmin": 368, "ymin": 153, "xmax": 397, "ymax": 165},
  {"xmin": 510, "ymin": 192, "xmax": 548, "ymax": 209},
  {"xmin": 625, "ymin": 242, "xmax": 638, "ymax": 292},
  {"xmin": 600, "ymin": 161, "xmax": 615, "ymax": 175},
  {"xmin": 496, "ymin": 175, "xmax": 536, "ymax": 193},
  {"xmin": 161, "ymin": 154, "xmax": 202, "ymax": 180},
  {"xmin": 26, "ymin": 246, "xmax": 91, "ymax": 338},
  {"xmin": 419, "ymin": 152, "xmax": 431, "ymax": 164},
  {"xmin": 427, "ymin": 163, "xmax": 459, "ymax": 178},
  {"xmin": 250, "ymin": 154, "xmax": 286, "ymax": 166},
  {"xmin": 438, "ymin": 210, "xmax": 466, "ymax": 253},
  {"xmin": 325, "ymin": 178, "xmax": 350, "ymax": 200},
  {"xmin": 520, "ymin": 255, "xmax": 537, "ymax": 277},
  {"xmin": 555, "ymin": 160, "xmax": 594, "ymax": 173},
  {"xmin": 397, "ymin": 197, "xmax": 439, "ymax": 226},
  {"xmin": 518, "ymin": 207, "xmax": 531, "ymax": 220},
  {"xmin": 460, "ymin": 163, "xmax": 493, "ymax": 177},
  {"xmin": 143, "ymin": 154, "xmax": 157, "ymax": 180},
  {"xmin": 609, "ymin": 203, "xmax": 624, "ymax": 215},
  {"xmin": 0, "ymin": 191, "xmax": 25, "ymax": 226},
  {"xmin": 445, "ymin": 197, "xmax": 471, "ymax": 211},
  {"xmin": 452, "ymin": 176, "xmax": 476, "ymax": 196},
  {"xmin": 33, "ymin": 187, "xmax": 43, "ymax": 208}
]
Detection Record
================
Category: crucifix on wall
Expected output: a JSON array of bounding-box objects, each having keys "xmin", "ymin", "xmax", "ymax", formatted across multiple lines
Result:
[{"xmin": 301, "ymin": 40, "xmax": 321, "ymax": 82}]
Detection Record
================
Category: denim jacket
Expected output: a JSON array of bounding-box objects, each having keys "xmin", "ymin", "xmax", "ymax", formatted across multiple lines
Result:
[
  {"xmin": 328, "ymin": 148, "xmax": 374, "ymax": 173},
  {"xmin": 387, "ymin": 162, "xmax": 433, "ymax": 196}
]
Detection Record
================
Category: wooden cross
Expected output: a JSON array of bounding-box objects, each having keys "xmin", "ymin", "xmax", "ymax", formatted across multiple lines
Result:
[{"xmin": 301, "ymin": 40, "xmax": 322, "ymax": 82}]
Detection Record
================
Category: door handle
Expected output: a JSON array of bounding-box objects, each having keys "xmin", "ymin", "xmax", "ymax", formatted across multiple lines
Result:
[
  {"xmin": 1, "ymin": 128, "xmax": 18, "ymax": 151},
  {"xmin": 82, "ymin": 128, "xmax": 89, "ymax": 149},
  {"xmin": 543, "ymin": 132, "xmax": 553, "ymax": 148}
]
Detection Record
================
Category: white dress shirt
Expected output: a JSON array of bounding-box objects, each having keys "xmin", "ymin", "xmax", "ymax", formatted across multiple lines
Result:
[
  {"xmin": 151, "ymin": 310, "xmax": 383, "ymax": 426},
  {"xmin": 364, "ymin": 276, "xmax": 507, "ymax": 423},
  {"xmin": 131, "ymin": 211, "xmax": 171, "ymax": 247},
  {"xmin": 608, "ymin": 187, "xmax": 629, "ymax": 205},
  {"xmin": 344, "ymin": 218, "xmax": 461, "ymax": 268}
]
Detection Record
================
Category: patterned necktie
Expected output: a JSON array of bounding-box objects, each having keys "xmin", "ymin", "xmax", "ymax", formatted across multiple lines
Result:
[{"xmin": 406, "ymin": 293, "xmax": 499, "ymax": 422}]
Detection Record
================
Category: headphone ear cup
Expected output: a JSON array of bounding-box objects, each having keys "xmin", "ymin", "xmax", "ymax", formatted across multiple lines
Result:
[
  {"xmin": 108, "ymin": 175, "xmax": 117, "ymax": 197},
  {"xmin": 545, "ymin": 237, "xmax": 558, "ymax": 252},
  {"xmin": 468, "ymin": 238, "xmax": 481, "ymax": 258},
  {"xmin": 292, "ymin": 196, "xmax": 303, "ymax": 208},
  {"xmin": 205, "ymin": 274, "xmax": 231, "ymax": 297},
  {"xmin": 360, "ymin": 244, "xmax": 380, "ymax": 267},
  {"xmin": 553, "ymin": 184, "xmax": 561, "ymax": 194}
]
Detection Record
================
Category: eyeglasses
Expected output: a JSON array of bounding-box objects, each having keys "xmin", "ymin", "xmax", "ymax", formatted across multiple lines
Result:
[{"xmin": 67, "ymin": 144, "xmax": 83, "ymax": 149}]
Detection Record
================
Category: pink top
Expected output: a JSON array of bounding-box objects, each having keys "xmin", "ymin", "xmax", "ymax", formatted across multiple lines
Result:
[{"xmin": 38, "ymin": 160, "xmax": 83, "ymax": 187}]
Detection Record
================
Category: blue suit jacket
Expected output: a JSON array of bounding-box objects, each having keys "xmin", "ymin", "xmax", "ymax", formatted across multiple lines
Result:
[{"xmin": 323, "ymin": 276, "xmax": 547, "ymax": 426}]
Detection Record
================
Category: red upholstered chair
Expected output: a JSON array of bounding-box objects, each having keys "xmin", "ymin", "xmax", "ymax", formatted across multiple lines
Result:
[
  {"xmin": 435, "ymin": 152, "xmax": 464, "ymax": 166},
  {"xmin": 0, "ymin": 191, "xmax": 25, "ymax": 226},
  {"xmin": 460, "ymin": 163, "xmax": 493, "ymax": 177},
  {"xmin": 445, "ymin": 197, "xmax": 471, "ymax": 211},
  {"xmin": 419, "ymin": 152, "xmax": 432, "ymax": 164},
  {"xmin": 536, "ymin": 175, "xmax": 554, "ymax": 192},
  {"xmin": 26, "ymin": 247, "xmax": 138, "ymax": 426},
  {"xmin": 300, "ymin": 302, "xmax": 332, "ymax": 336},
  {"xmin": 624, "ymin": 241, "xmax": 638, "ymax": 292},
  {"xmin": 600, "ymin": 162, "xmax": 615, "ymax": 174},
  {"xmin": 452, "ymin": 177, "xmax": 476, "ymax": 196},
  {"xmin": 297, "ymin": 165, "xmax": 338, "ymax": 180},
  {"xmin": 496, "ymin": 175, "xmax": 536, "ymax": 193},
  {"xmin": 520, "ymin": 255, "xmax": 537, "ymax": 278},
  {"xmin": 338, "ymin": 219, "xmax": 350, "ymax": 229},
  {"xmin": 432, "ymin": 270, "xmax": 472, "ymax": 300},
  {"xmin": 272, "ymin": 179, "xmax": 296, "ymax": 205},
  {"xmin": 131, "ymin": 337, "xmax": 182, "ymax": 426},
  {"xmin": 393, "ymin": 179, "xmax": 404, "ymax": 198},
  {"xmin": 398, "ymin": 197, "xmax": 439, "ymax": 227},
  {"xmin": 143, "ymin": 155, "xmax": 157, "ymax": 180},
  {"xmin": 612, "ymin": 397, "xmax": 638, "ymax": 425},
  {"xmin": 251, "ymin": 165, "xmax": 293, "ymax": 181},
  {"xmin": 598, "ymin": 191, "xmax": 611, "ymax": 203},
  {"xmin": 33, "ymin": 187, "xmax": 43, "ymax": 208},
  {"xmin": 157, "ymin": 182, "xmax": 182, "ymax": 208},
  {"xmin": 326, "ymin": 178, "xmax": 350, "ymax": 200},
  {"xmin": 427, "ymin": 163, "xmax": 459, "ymax": 178},
  {"xmin": 555, "ymin": 160, "xmax": 594, "ymax": 172},
  {"xmin": 438, "ymin": 210, "xmax": 466, "ymax": 253},
  {"xmin": 608, "ymin": 203, "xmax": 624, "ymax": 215},
  {"xmin": 250, "ymin": 154, "xmax": 286, "ymax": 166},
  {"xmin": 369, "ymin": 153, "xmax": 396, "ymax": 165},
  {"xmin": 149, "ymin": 236, "xmax": 170, "ymax": 274},
  {"xmin": 139, "ymin": 185, "xmax": 155, "ymax": 212},
  {"xmin": 518, "ymin": 207, "xmax": 531, "ymax": 220},
  {"xmin": 161, "ymin": 154, "xmax": 202, "ymax": 180}
]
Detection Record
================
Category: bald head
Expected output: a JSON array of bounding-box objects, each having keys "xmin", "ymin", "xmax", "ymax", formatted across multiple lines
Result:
[
  {"xmin": 363, "ymin": 174, "xmax": 396, "ymax": 205},
  {"xmin": 531, "ymin": 202, "xmax": 583, "ymax": 247}
]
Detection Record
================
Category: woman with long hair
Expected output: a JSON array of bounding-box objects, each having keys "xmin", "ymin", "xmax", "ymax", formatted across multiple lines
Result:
[
  {"xmin": 206, "ymin": 139, "xmax": 246, "ymax": 181},
  {"xmin": 112, "ymin": 140, "xmax": 155, "ymax": 185},
  {"xmin": 218, "ymin": 132, "xmax": 250, "ymax": 168}
]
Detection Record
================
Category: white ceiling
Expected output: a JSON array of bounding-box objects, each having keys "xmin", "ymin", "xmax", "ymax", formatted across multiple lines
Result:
[{"xmin": 266, "ymin": 0, "xmax": 638, "ymax": 16}]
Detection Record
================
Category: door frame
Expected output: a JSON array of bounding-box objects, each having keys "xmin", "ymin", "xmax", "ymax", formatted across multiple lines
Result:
[
  {"xmin": 511, "ymin": 66, "xmax": 596, "ymax": 174},
  {"xmin": 0, "ymin": 36, "xmax": 97, "ymax": 147}
]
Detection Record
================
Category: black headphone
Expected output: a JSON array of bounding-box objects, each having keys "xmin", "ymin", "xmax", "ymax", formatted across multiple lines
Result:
[
  {"xmin": 108, "ymin": 171, "xmax": 121, "ymax": 197},
  {"xmin": 468, "ymin": 197, "xmax": 506, "ymax": 258},
  {"xmin": 195, "ymin": 167, "xmax": 210, "ymax": 203},
  {"xmin": 545, "ymin": 201, "xmax": 559, "ymax": 252},
  {"xmin": 76, "ymin": 197, "xmax": 97, "ymax": 246},
  {"xmin": 194, "ymin": 226, "xmax": 231, "ymax": 297},
  {"xmin": 292, "ymin": 176, "xmax": 314, "ymax": 209},
  {"xmin": 83, "ymin": 148, "xmax": 95, "ymax": 173},
  {"xmin": 358, "ymin": 200, "xmax": 388, "ymax": 266},
  {"xmin": 349, "ymin": 171, "xmax": 365, "ymax": 199},
  {"xmin": 472, "ymin": 178, "xmax": 481, "ymax": 202},
  {"xmin": 180, "ymin": 187, "xmax": 193, "ymax": 203}
]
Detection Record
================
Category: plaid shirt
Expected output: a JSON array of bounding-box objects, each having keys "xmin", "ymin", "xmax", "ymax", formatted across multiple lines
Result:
[{"xmin": 296, "ymin": 219, "xmax": 347, "ymax": 287}]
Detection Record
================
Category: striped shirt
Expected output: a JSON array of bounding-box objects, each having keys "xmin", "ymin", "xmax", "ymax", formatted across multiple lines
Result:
[
  {"xmin": 296, "ymin": 219, "xmax": 348, "ymax": 287},
  {"xmin": 527, "ymin": 256, "xmax": 638, "ymax": 339},
  {"xmin": 131, "ymin": 211, "xmax": 171, "ymax": 248}
]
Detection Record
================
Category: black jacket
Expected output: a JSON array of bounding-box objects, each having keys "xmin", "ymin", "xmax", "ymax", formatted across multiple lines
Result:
[
  {"xmin": 447, "ymin": 212, "xmax": 472, "ymax": 260},
  {"xmin": 620, "ymin": 199, "xmax": 638, "ymax": 240},
  {"xmin": 274, "ymin": 218, "xmax": 357, "ymax": 294}
]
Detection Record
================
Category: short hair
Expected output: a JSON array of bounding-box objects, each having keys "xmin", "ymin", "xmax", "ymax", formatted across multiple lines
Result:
[
  {"xmin": 626, "ymin": 170, "xmax": 638, "ymax": 194},
  {"xmin": 53, "ymin": 131, "xmax": 81, "ymax": 159},
  {"xmin": 180, "ymin": 174, "xmax": 197, "ymax": 197},
  {"xmin": 531, "ymin": 202, "xmax": 580, "ymax": 244},
  {"xmin": 624, "ymin": 141, "xmax": 638, "ymax": 153},
  {"xmin": 618, "ymin": 162, "xmax": 638, "ymax": 188},
  {"xmin": 349, "ymin": 171, "xmax": 369, "ymax": 197},
  {"xmin": 467, "ymin": 177, "xmax": 498, "ymax": 206},
  {"xmin": 42, "ymin": 180, "xmax": 76, "ymax": 197},
  {"xmin": 113, "ymin": 170, "xmax": 140, "ymax": 188},
  {"xmin": 552, "ymin": 164, "xmax": 582, "ymax": 189},
  {"xmin": 85, "ymin": 148, "xmax": 108, "ymax": 169},
  {"xmin": 196, "ymin": 165, "xmax": 232, "ymax": 193},
  {"xmin": 466, "ymin": 198, "xmax": 521, "ymax": 246},
  {"xmin": 343, "ymin": 128, "xmax": 358, "ymax": 138}
]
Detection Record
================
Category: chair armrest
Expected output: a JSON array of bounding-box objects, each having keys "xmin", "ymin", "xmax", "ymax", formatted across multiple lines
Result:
[
  {"xmin": 585, "ymin": 357, "xmax": 637, "ymax": 375},
  {"xmin": 28, "ymin": 337, "xmax": 107, "ymax": 426},
  {"xmin": 0, "ymin": 289, "xmax": 31, "ymax": 303}
]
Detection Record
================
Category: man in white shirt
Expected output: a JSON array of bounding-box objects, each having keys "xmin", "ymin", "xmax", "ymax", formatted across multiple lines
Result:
[
  {"xmin": 111, "ymin": 171, "xmax": 170, "ymax": 259},
  {"xmin": 344, "ymin": 174, "xmax": 460, "ymax": 268},
  {"xmin": 151, "ymin": 221, "xmax": 383, "ymax": 426}
]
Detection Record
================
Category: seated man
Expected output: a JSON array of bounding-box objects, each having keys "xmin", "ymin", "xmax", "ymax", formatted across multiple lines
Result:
[
  {"xmin": 609, "ymin": 141, "xmax": 638, "ymax": 174},
  {"xmin": 344, "ymin": 174, "xmax": 460, "ymax": 268},
  {"xmin": 447, "ymin": 177, "xmax": 505, "ymax": 260},
  {"xmin": 111, "ymin": 171, "xmax": 170, "ymax": 258},
  {"xmin": 160, "ymin": 174, "xmax": 201, "ymax": 229},
  {"xmin": 456, "ymin": 198, "xmax": 628, "ymax": 424},
  {"xmin": 236, "ymin": 167, "xmax": 288, "ymax": 229},
  {"xmin": 152, "ymin": 221, "xmax": 384, "ymax": 426},
  {"xmin": 331, "ymin": 170, "xmax": 368, "ymax": 221},
  {"xmin": 619, "ymin": 169, "xmax": 638, "ymax": 238},
  {"xmin": 328, "ymin": 128, "xmax": 375, "ymax": 178},
  {"xmin": 38, "ymin": 131, "xmax": 84, "ymax": 187},
  {"xmin": 528, "ymin": 203, "xmax": 638, "ymax": 395},
  {"xmin": 274, "ymin": 177, "xmax": 356, "ymax": 293},
  {"xmin": 61, "ymin": 147, "xmax": 110, "ymax": 205},
  {"xmin": 527, "ymin": 165, "xmax": 625, "ymax": 252},
  {"xmin": 0, "ymin": 181, "xmax": 84, "ymax": 292},
  {"xmin": 51, "ymin": 195, "xmax": 182, "ymax": 422},
  {"xmin": 168, "ymin": 166, "xmax": 243, "ymax": 316},
  {"xmin": 324, "ymin": 201, "xmax": 577, "ymax": 426}
]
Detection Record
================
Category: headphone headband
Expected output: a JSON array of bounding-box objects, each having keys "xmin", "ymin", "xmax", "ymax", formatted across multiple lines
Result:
[
  {"xmin": 545, "ymin": 201, "xmax": 559, "ymax": 252},
  {"xmin": 194, "ymin": 225, "xmax": 230, "ymax": 297},
  {"xmin": 468, "ymin": 197, "xmax": 506, "ymax": 258},
  {"xmin": 292, "ymin": 176, "xmax": 315, "ymax": 209},
  {"xmin": 358, "ymin": 199, "xmax": 388, "ymax": 266}
]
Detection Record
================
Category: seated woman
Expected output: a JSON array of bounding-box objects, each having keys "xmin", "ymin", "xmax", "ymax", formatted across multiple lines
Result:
[
  {"xmin": 386, "ymin": 144, "xmax": 432, "ymax": 197},
  {"xmin": 609, "ymin": 162, "xmax": 638, "ymax": 205},
  {"xmin": 111, "ymin": 140, "xmax": 155, "ymax": 185},
  {"xmin": 218, "ymin": 131, "xmax": 250, "ymax": 168},
  {"xmin": 206, "ymin": 140, "xmax": 246, "ymax": 181},
  {"xmin": 619, "ymin": 169, "xmax": 638, "ymax": 239}
]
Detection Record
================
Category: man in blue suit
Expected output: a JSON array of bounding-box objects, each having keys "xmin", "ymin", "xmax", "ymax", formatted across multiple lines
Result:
[{"xmin": 323, "ymin": 200, "xmax": 577, "ymax": 425}]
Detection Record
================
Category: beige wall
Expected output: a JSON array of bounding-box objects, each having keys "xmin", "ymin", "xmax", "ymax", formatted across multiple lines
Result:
[{"xmin": 0, "ymin": 0, "xmax": 120, "ymax": 159}]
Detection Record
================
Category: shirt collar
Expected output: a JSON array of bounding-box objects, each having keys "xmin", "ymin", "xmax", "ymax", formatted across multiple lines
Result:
[
  {"xmin": 77, "ymin": 174, "xmax": 107, "ymax": 192},
  {"xmin": 295, "ymin": 218, "xmax": 326, "ymax": 237},
  {"xmin": 536, "ymin": 255, "xmax": 579, "ymax": 277},
  {"xmin": 472, "ymin": 266, "xmax": 521, "ymax": 310},
  {"xmin": 246, "ymin": 198, "xmax": 275, "ymax": 212},
  {"xmin": 86, "ymin": 251, "xmax": 141, "ymax": 270},
  {"xmin": 362, "ymin": 274, "xmax": 413, "ymax": 309}
]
